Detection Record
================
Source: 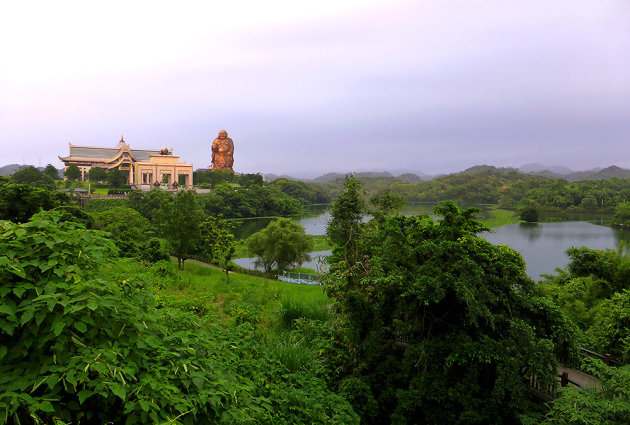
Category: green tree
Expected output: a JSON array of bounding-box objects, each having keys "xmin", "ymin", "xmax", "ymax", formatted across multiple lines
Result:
[
  {"xmin": 157, "ymin": 190, "xmax": 203, "ymax": 270},
  {"xmin": 0, "ymin": 183, "xmax": 68, "ymax": 223},
  {"xmin": 369, "ymin": 191, "xmax": 406, "ymax": 222},
  {"xmin": 519, "ymin": 199, "xmax": 541, "ymax": 222},
  {"xmin": 11, "ymin": 166, "xmax": 44, "ymax": 185},
  {"xmin": 127, "ymin": 189, "xmax": 172, "ymax": 223},
  {"xmin": 106, "ymin": 168, "xmax": 128, "ymax": 187},
  {"xmin": 193, "ymin": 169, "xmax": 235, "ymax": 188},
  {"xmin": 93, "ymin": 207, "xmax": 150, "ymax": 257},
  {"xmin": 64, "ymin": 164, "xmax": 81, "ymax": 181},
  {"xmin": 198, "ymin": 216, "xmax": 236, "ymax": 278},
  {"xmin": 325, "ymin": 201, "xmax": 577, "ymax": 424},
  {"xmin": 326, "ymin": 176, "xmax": 366, "ymax": 271},
  {"xmin": 612, "ymin": 201, "xmax": 630, "ymax": 226},
  {"xmin": 43, "ymin": 164, "xmax": 60, "ymax": 180},
  {"xmin": 246, "ymin": 218, "xmax": 314, "ymax": 272},
  {"xmin": 238, "ymin": 173, "xmax": 264, "ymax": 188},
  {"xmin": 87, "ymin": 166, "xmax": 107, "ymax": 182}
]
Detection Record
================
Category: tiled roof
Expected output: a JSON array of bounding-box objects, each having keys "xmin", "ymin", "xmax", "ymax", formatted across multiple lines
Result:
[{"xmin": 66, "ymin": 146, "xmax": 162, "ymax": 161}]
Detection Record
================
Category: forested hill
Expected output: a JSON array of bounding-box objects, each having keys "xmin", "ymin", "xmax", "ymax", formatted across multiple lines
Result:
[{"xmin": 315, "ymin": 167, "xmax": 630, "ymax": 209}]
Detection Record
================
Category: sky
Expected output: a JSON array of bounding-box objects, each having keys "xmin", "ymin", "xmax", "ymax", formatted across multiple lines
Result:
[{"xmin": 1, "ymin": 0, "xmax": 629, "ymax": 178}]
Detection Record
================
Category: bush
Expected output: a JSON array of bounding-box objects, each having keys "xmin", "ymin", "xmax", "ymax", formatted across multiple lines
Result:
[{"xmin": 139, "ymin": 238, "xmax": 170, "ymax": 263}]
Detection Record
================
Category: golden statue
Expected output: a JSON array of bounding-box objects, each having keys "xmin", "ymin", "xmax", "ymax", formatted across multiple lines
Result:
[{"xmin": 211, "ymin": 130, "xmax": 234, "ymax": 172}]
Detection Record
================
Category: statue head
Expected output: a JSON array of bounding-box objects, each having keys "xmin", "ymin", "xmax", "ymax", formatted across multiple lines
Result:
[{"xmin": 218, "ymin": 130, "xmax": 228, "ymax": 139}]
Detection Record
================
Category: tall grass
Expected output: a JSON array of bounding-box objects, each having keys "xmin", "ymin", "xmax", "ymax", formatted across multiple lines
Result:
[{"xmin": 277, "ymin": 298, "xmax": 331, "ymax": 329}]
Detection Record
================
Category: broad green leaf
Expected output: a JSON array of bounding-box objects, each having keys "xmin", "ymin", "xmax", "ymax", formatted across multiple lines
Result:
[
  {"xmin": 78, "ymin": 389, "xmax": 94, "ymax": 404},
  {"xmin": 20, "ymin": 308, "xmax": 34, "ymax": 325},
  {"xmin": 38, "ymin": 401, "xmax": 55, "ymax": 413},
  {"xmin": 52, "ymin": 320, "xmax": 65, "ymax": 336},
  {"xmin": 138, "ymin": 399, "xmax": 150, "ymax": 412},
  {"xmin": 111, "ymin": 382, "xmax": 126, "ymax": 400},
  {"xmin": 12, "ymin": 286, "xmax": 26, "ymax": 298},
  {"xmin": 74, "ymin": 321, "xmax": 88, "ymax": 333}
]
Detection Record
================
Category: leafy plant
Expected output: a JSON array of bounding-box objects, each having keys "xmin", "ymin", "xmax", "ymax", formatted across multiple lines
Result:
[{"xmin": 0, "ymin": 212, "xmax": 359, "ymax": 424}]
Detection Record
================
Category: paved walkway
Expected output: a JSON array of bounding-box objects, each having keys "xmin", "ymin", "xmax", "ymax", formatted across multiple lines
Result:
[{"xmin": 557, "ymin": 365, "xmax": 601, "ymax": 389}]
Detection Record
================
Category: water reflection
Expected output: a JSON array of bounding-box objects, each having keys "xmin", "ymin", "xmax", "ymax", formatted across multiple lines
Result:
[{"xmin": 483, "ymin": 222, "xmax": 630, "ymax": 280}]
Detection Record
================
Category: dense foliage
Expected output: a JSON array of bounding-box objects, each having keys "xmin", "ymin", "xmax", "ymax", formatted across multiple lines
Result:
[
  {"xmin": 540, "ymin": 360, "xmax": 630, "ymax": 425},
  {"xmin": 271, "ymin": 179, "xmax": 331, "ymax": 205},
  {"xmin": 541, "ymin": 247, "xmax": 630, "ymax": 362},
  {"xmin": 0, "ymin": 183, "xmax": 70, "ymax": 223},
  {"xmin": 197, "ymin": 184, "xmax": 302, "ymax": 218},
  {"xmin": 0, "ymin": 211, "xmax": 358, "ymax": 424},
  {"xmin": 324, "ymin": 177, "xmax": 578, "ymax": 424}
]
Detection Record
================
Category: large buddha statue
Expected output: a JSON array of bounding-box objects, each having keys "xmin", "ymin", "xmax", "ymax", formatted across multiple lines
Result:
[{"xmin": 211, "ymin": 130, "xmax": 234, "ymax": 172}]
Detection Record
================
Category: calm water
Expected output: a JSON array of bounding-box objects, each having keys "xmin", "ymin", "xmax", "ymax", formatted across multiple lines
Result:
[
  {"xmin": 484, "ymin": 222, "xmax": 630, "ymax": 279},
  {"xmin": 233, "ymin": 204, "xmax": 629, "ymax": 279}
]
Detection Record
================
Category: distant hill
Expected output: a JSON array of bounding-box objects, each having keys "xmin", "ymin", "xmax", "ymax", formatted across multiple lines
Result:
[
  {"xmin": 311, "ymin": 172, "xmax": 348, "ymax": 183},
  {"xmin": 311, "ymin": 170, "xmax": 432, "ymax": 183},
  {"xmin": 584, "ymin": 165, "xmax": 630, "ymax": 180},
  {"xmin": 519, "ymin": 163, "xmax": 574, "ymax": 175},
  {"xmin": 0, "ymin": 164, "xmax": 64, "ymax": 178},
  {"xmin": 0, "ymin": 164, "xmax": 24, "ymax": 176},
  {"xmin": 460, "ymin": 165, "xmax": 519, "ymax": 175},
  {"xmin": 397, "ymin": 173, "xmax": 424, "ymax": 183}
]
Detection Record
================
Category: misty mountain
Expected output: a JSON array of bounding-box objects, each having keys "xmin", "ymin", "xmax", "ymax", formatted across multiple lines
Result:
[
  {"xmin": 519, "ymin": 163, "xmax": 575, "ymax": 175},
  {"xmin": 0, "ymin": 164, "xmax": 63, "ymax": 177}
]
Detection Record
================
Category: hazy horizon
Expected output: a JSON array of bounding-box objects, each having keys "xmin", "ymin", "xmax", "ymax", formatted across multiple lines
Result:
[{"xmin": 2, "ymin": 1, "xmax": 629, "ymax": 176}]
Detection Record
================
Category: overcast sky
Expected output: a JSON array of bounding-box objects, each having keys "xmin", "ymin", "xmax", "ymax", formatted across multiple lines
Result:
[{"xmin": 1, "ymin": 0, "xmax": 629, "ymax": 177}]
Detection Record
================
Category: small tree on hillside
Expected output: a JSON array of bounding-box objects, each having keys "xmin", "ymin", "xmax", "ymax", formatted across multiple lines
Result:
[
  {"xmin": 157, "ymin": 190, "xmax": 203, "ymax": 270},
  {"xmin": 64, "ymin": 165, "xmax": 81, "ymax": 181},
  {"xmin": 198, "ymin": 216, "xmax": 236, "ymax": 278},
  {"xmin": 246, "ymin": 218, "xmax": 314, "ymax": 272}
]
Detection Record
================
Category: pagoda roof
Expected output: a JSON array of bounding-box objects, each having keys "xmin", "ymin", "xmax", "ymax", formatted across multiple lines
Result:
[{"xmin": 59, "ymin": 140, "xmax": 163, "ymax": 162}]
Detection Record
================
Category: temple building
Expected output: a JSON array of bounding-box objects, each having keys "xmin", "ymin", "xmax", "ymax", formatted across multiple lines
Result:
[{"xmin": 58, "ymin": 136, "xmax": 194, "ymax": 189}]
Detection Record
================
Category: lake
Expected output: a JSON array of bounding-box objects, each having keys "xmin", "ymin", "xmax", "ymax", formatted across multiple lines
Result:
[{"xmin": 233, "ymin": 204, "xmax": 628, "ymax": 279}]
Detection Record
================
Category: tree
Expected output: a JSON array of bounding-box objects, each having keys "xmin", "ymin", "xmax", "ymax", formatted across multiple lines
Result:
[
  {"xmin": 519, "ymin": 199, "xmax": 541, "ymax": 222},
  {"xmin": 326, "ymin": 176, "xmax": 366, "ymax": 273},
  {"xmin": 0, "ymin": 183, "xmax": 68, "ymax": 223},
  {"xmin": 612, "ymin": 201, "xmax": 630, "ymax": 226},
  {"xmin": 246, "ymin": 218, "xmax": 314, "ymax": 272},
  {"xmin": 127, "ymin": 189, "xmax": 172, "ymax": 223},
  {"xmin": 325, "ymin": 201, "xmax": 577, "ymax": 424},
  {"xmin": 87, "ymin": 166, "xmax": 107, "ymax": 182},
  {"xmin": 198, "ymin": 216, "xmax": 236, "ymax": 278},
  {"xmin": 369, "ymin": 191, "xmax": 406, "ymax": 222},
  {"xmin": 43, "ymin": 164, "xmax": 60, "ymax": 180},
  {"xmin": 64, "ymin": 164, "xmax": 81, "ymax": 181},
  {"xmin": 11, "ymin": 166, "xmax": 44, "ymax": 185},
  {"xmin": 93, "ymin": 207, "xmax": 150, "ymax": 257},
  {"xmin": 238, "ymin": 173, "xmax": 264, "ymax": 188},
  {"xmin": 106, "ymin": 168, "xmax": 128, "ymax": 187},
  {"xmin": 157, "ymin": 190, "xmax": 203, "ymax": 270}
]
